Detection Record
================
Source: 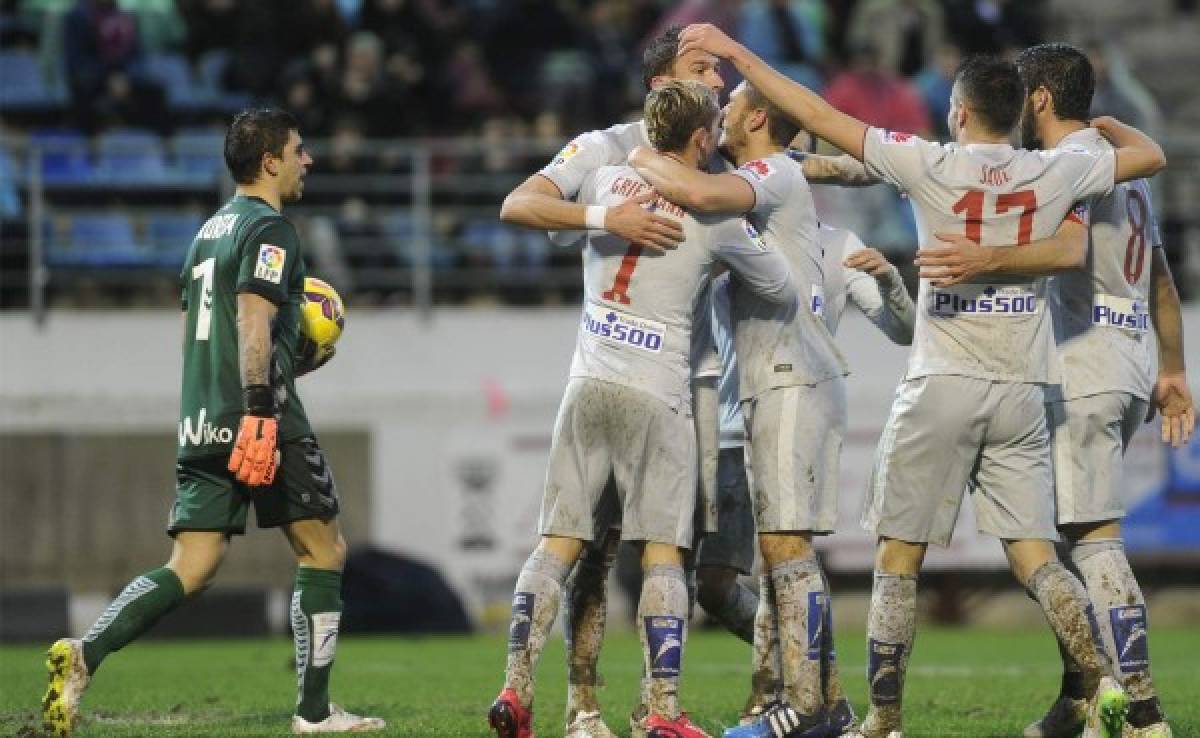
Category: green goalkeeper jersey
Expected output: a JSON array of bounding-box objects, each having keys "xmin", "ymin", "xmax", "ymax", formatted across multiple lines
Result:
[{"xmin": 177, "ymin": 194, "xmax": 313, "ymax": 461}]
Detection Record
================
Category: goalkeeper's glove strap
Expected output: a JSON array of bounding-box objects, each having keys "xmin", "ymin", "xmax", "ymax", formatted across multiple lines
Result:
[{"xmin": 243, "ymin": 384, "xmax": 275, "ymax": 418}]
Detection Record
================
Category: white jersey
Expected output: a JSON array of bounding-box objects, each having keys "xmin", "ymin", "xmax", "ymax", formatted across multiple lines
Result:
[
  {"xmin": 538, "ymin": 119, "xmax": 721, "ymax": 381},
  {"xmin": 728, "ymin": 151, "xmax": 847, "ymax": 401},
  {"xmin": 818, "ymin": 223, "xmax": 915, "ymax": 343},
  {"xmin": 862, "ymin": 126, "xmax": 1116, "ymax": 384},
  {"xmin": 712, "ymin": 274, "xmax": 743, "ymax": 447},
  {"xmin": 572, "ymin": 165, "xmax": 797, "ymax": 413},
  {"xmin": 1048, "ymin": 128, "xmax": 1161, "ymax": 401}
]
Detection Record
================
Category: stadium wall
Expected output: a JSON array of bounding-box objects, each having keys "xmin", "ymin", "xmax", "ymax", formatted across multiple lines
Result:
[{"xmin": 2, "ymin": 307, "xmax": 1199, "ymax": 628}]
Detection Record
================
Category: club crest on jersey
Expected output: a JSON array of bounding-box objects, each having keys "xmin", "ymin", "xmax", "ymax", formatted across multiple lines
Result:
[
  {"xmin": 550, "ymin": 140, "xmax": 582, "ymax": 167},
  {"xmin": 1093, "ymin": 294, "xmax": 1149, "ymax": 333},
  {"xmin": 742, "ymin": 219, "xmax": 768, "ymax": 251},
  {"xmin": 255, "ymin": 244, "xmax": 286, "ymax": 284},
  {"xmin": 583, "ymin": 303, "xmax": 664, "ymax": 352},
  {"xmin": 881, "ymin": 129, "xmax": 916, "ymax": 146},
  {"xmin": 739, "ymin": 158, "xmax": 774, "ymax": 182},
  {"xmin": 931, "ymin": 284, "xmax": 1038, "ymax": 317}
]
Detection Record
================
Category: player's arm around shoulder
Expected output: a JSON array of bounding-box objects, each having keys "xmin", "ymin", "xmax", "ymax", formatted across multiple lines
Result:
[
  {"xmin": 797, "ymin": 152, "xmax": 880, "ymax": 187},
  {"xmin": 1090, "ymin": 116, "xmax": 1166, "ymax": 184},
  {"xmin": 627, "ymin": 145, "xmax": 756, "ymax": 214},
  {"xmin": 916, "ymin": 213, "xmax": 1088, "ymax": 287}
]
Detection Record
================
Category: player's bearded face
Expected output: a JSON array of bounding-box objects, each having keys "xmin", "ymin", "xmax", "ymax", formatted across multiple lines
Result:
[
  {"xmin": 279, "ymin": 131, "xmax": 312, "ymax": 203},
  {"xmin": 671, "ymin": 49, "xmax": 724, "ymax": 94}
]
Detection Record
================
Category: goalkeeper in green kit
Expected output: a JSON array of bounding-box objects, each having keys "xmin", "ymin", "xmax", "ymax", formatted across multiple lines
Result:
[{"xmin": 41, "ymin": 108, "xmax": 384, "ymax": 736}]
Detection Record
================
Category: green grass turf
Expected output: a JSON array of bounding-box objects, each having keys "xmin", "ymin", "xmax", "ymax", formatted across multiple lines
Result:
[{"xmin": 1, "ymin": 627, "xmax": 1196, "ymax": 736}]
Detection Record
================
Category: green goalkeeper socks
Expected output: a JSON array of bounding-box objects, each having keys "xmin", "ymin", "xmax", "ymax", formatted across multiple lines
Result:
[
  {"xmin": 292, "ymin": 566, "xmax": 343, "ymax": 724},
  {"xmin": 82, "ymin": 566, "xmax": 185, "ymax": 674}
]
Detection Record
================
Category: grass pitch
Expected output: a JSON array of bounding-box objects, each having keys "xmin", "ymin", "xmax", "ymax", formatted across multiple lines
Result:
[{"xmin": 1, "ymin": 626, "xmax": 1197, "ymax": 737}]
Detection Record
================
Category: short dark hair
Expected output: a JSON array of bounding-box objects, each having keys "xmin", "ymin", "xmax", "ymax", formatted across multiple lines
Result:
[
  {"xmin": 644, "ymin": 80, "xmax": 719, "ymax": 154},
  {"xmin": 742, "ymin": 82, "xmax": 801, "ymax": 148},
  {"xmin": 642, "ymin": 25, "xmax": 682, "ymax": 91},
  {"xmin": 953, "ymin": 56, "xmax": 1023, "ymax": 135},
  {"xmin": 224, "ymin": 108, "xmax": 299, "ymax": 185},
  {"xmin": 1015, "ymin": 43, "xmax": 1094, "ymax": 123}
]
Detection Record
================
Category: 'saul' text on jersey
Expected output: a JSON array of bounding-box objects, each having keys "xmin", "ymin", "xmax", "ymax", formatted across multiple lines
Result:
[
  {"xmin": 931, "ymin": 284, "xmax": 1038, "ymax": 317},
  {"xmin": 583, "ymin": 302, "xmax": 665, "ymax": 353}
]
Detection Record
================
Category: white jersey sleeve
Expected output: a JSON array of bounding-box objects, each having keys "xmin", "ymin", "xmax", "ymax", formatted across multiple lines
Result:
[
  {"xmin": 540, "ymin": 130, "xmax": 628, "ymax": 200},
  {"xmin": 862, "ymin": 127, "xmax": 946, "ymax": 193},
  {"xmin": 730, "ymin": 156, "xmax": 793, "ymax": 214},
  {"xmin": 706, "ymin": 216, "xmax": 797, "ymax": 305},
  {"xmin": 844, "ymin": 253, "xmax": 916, "ymax": 346}
]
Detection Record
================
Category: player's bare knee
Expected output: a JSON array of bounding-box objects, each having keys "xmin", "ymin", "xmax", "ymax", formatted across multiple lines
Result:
[
  {"xmin": 1002, "ymin": 538, "xmax": 1055, "ymax": 586},
  {"xmin": 876, "ymin": 537, "xmax": 925, "ymax": 576},
  {"xmin": 758, "ymin": 532, "xmax": 812, "ymax": 566},
  {"xmin": 641, "ymin": 542, "xmax": 682, "ymax": 569},
  {"xmin": 538, "ymin": 535, "xmax": 585, "ymax": 567},
  {"xmin": 1059, "ymin": 520, "xmax": 1121, "ymax": 546}
]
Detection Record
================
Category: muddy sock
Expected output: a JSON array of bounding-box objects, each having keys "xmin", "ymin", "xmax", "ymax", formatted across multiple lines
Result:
[
  {"xmin": 564, "ymin": 538, "xmax": 615, "ymax": 722},
  {"xmin": 865, "ymin": 573, "xmax": 917, "ymax": 733},
  {"xmin": 505, "ymin": 548, "xmax": 571, "ymax": 707},
  {"xmin": 769, "ymin": 555, "xmax": 825, "ymax": 717},
  {"xmin": 1027, "ymin": 561, "xmax": 1110, "ymax": 698},
  {"xmin": 820, "ymin": 570, "xmax": 848, "ymax": 709},
  {"xmin": 1072, "ymin": 539, "xmax": 1163, "ymax": 727},
  {"xmin": 639, "ymin": 563, "xmax": 689, "ymax": 720},
  {"xmin": 747, "ymin": 574, "xmax": 783, "ymax": 713}
]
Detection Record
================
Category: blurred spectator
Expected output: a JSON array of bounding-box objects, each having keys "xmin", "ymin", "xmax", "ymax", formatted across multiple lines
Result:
[
  {"xmin": 281, "ymin": 64, "xmax": 330, "ymax": 136},
  {"xmin": 577, "ymin": 0, "xmax": 640, "ymax": 126},
  {"xmin": 334, "ymin": 31, "xmax": 407, "ymax": 136},
  {"xmin": 914, "ymin": 43, "xmax": 961, "ymax": 140},
  {"xmin": 326, "ymin": 116, "xmax": 375, "ymax": 175},
  {"xmin": 117, "ymin": 0, "xmax": 185, "ymax": 52},
  {"xmin": 1085, "ymin": 39, "xmax": 1163, "ymax": 136},
  {"xmin": 482, "ymin": 0, "xmax": 577, "ymax": 118},
  {"xmin": 848, "ymin": 0, "xmax": 945, "ymax": 78},
  {"xmin": 178, "ymin": 0, "xmax": 237, "ymax": 59},
  {"xmin": 943, "ymin": 0, "xmax": 1044, "ymax": 56},
  {"xmin": 738, "ymin": 0, "xmax": 826, "ymax": 92},
  {"xmin": 825, "ymin": 42, "xmax": 932, "ymax": 136},
  {"xmin": 442, "ymin": 40, "xmax": 504, "ymax": 129},
  {"xmin": 285, "ymin": 0, "xmax": 347, "ymax": 68},
  {"xmin": 650, "ymin": 0, "xmax": 739, "ymax": 41},
  {"xmin": 64, "ymin": 0, "xmax": 168, "ymax": 131},
  {"xmin": 359, "ymin": 0, "xmax": 430, "ymax": 57}
]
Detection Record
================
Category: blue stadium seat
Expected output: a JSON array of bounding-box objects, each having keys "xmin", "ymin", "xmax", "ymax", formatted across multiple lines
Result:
[
  {"xmin": 381, "ymin": 212, "xmax": 457, "ymax": 269},
  {"xmin": 171, "ymin": 128, "xmax": 224, "ymax": 182},
  {"xmin": 461, "ymin": 218, "xmax": 514, "ymax": 268},
  {"xmin": 96, "ymin": 128, "xmax": 169, "ymax": 183},
  {"xmin": 0, "ymin": 50, "xmax": 56, "ymax": 107},
  {"xmin": 148, "ymin": 212, "xmax": 203, "ymax": 268},
  {"xmin": 53, "ymin": 213, "xmax": 152, "ymax": 267},
  {"xmin": 143, "ymin": 53, "xmax": 205, "ymax": 106},
  {"xmin": 29, "ymin": 128, "xmax": 91, "ymax": 184}
]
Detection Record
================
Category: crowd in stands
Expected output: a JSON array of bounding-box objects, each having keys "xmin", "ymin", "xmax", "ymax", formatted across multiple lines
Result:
[{"xmin": 0, "ymin": 0, "xmax": 1184, "ymax": 306}]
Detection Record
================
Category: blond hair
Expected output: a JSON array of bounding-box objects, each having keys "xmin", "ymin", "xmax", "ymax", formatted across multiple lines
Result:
[{"xmin": 644, "ymin": 80, "xmax": 719, "ymax": 154}]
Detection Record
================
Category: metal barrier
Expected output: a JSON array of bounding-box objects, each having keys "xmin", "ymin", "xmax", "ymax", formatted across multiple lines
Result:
[{"xmin": 4, "ymin": 135, "xmax": 1199, "ymax": 323}]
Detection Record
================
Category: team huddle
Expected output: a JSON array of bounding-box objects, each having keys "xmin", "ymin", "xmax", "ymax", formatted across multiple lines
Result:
[
  {"xmin": 491, "ymin": 22, "xmax": 1194, "ymax": 738},
  {"xmin": 31, "ymin": 17, "xmax": 1193, "ymax": 738}
]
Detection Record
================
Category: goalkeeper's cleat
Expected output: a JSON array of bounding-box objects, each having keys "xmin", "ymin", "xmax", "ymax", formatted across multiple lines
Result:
[
  {"xmin": 1082, "ymin": 677, "xmax": 1129, "ymax": 738},
  {"xmin": 646, "ymin": 712, "xmax": 712, "ymax": 738},
  {"xmin": 565, "ymin": 710, "xmax": 617, "ymax": 738},
  {"xmin": 42, "ymin": 638, "xmax": 90, "ymax": 738},
  {"xmin": 291, "ymin": 703, "xmax": 384, "ymax": 733},
  {"xmin": 489, "ymin": 687, "xmax": 534, "ymax": 738},
  {"xmin": 1023, "ymin": 695, "xmax": 1088, "ymax": 738},
  {"xmin": 1124, "ymin": 722, "xmax": 1172, "ymax": 738}
]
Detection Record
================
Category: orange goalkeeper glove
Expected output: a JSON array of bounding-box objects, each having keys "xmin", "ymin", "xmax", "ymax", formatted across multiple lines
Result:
[{"xmin": 228, "ymin": 385, "xmax": 279, "ymax": 486}]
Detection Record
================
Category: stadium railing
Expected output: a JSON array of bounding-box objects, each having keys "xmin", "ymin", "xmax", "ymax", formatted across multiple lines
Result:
[{"xmin": 2, "ymin": 135, "xmax": 1198, "ymax": 321}]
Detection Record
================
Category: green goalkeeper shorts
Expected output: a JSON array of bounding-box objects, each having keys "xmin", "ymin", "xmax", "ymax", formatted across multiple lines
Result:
[{"xmin": 169, "ymin": 435, "xmax": 340, "ymax": 535}]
